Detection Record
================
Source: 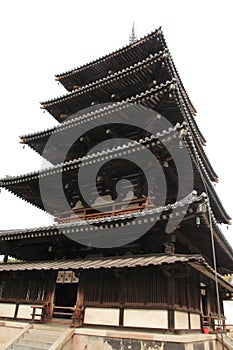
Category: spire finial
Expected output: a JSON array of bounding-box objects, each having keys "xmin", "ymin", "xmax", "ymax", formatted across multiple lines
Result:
[{"xmin": 129, "ymin": 22, "xmax": 137, "ymax": 44}]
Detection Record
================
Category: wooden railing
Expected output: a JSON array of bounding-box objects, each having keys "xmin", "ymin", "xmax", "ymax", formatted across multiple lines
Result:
[
  {"xmin": 31, "ymin": 304, "xmax": 45, "ymax": 322},
  {"xmin": 202, "ymin": 314, "xmax": 226, "ymax": 332},
  {"xmin": 52, "ymin": 305, "xmax": 75, "ymax": 319},
  {"xmin": 55, "ymin": 196, "xmax": 156, "ymax": 224}
]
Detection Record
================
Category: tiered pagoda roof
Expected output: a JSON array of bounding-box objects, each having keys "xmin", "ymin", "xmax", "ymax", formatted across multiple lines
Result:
[
  {"xmin": 54, "ymin": 29, "xmax": 196, "ymax": 128},
  {"xmin": 18, "ymin": 29, "xmax": 216, "ymax": 191},
  {"xmin": 22, "ymin": 93, "xmax": 217, "ymax": 182},
  {"xmin": 0, "ymin": 28, "xmax": 232, "ymax": 276}
]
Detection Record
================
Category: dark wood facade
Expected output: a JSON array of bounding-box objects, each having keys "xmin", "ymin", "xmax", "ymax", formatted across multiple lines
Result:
[{"xmin": 0, "ymin": 259, "xmax": 230, "ymax": 331}]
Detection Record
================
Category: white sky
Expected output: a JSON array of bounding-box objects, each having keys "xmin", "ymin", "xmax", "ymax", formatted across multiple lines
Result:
[{"xmin": 0, "ymin": 0, "xmax": 232, "ymax": 248}]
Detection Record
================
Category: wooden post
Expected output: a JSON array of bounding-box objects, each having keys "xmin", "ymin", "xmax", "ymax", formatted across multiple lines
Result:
[
  {"xmin": 167, "ymin": 267, "xmax": 175, "ymax": 331},
  {"xmin": 72, "ymin": 281, "xmax": 85, "ymax": 327},
  {"xmin": 44, "ymin": 284, "xmax": 56, "ymax": 321},
  {"xmin": 168, "ymin": 308, "xmax": 175, "ymax": 331},
  {"xmin": 119, "ymin": 306, "xmax": 124, "ymax": 327}
]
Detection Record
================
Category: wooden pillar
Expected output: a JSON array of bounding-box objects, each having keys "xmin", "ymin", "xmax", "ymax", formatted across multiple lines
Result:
[
  {"xmin": 43, "ymin": 271, "xmax": 57, "ymax": 322},
  {"xmin": 119, "ymin": 306, "xmax": 124, "ymax": 327},
  {"xmin": 44, "ymin": 286, "xmax": 56, "ymax": 321},
  {"xmin": 166, "ymin": 266, "xmax": 175, "ymax": 330},
  {"xmin": 168, "ymin": 308, "xmax": 175, "ymax": 331},
  {"xmin": 72, "ymin": 278, "xmax": 85, "ymax": 327}
]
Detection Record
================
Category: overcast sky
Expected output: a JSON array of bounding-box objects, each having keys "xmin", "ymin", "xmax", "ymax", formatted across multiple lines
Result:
[{"xmin": 0, "ymin": 0, "xmax": 232, "ymax": 248}]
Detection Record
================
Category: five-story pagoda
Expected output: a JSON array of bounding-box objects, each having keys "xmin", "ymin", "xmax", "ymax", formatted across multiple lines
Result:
[{"xmin": 0, "ymin": 28, "xmax": 232, "ymax": 338}]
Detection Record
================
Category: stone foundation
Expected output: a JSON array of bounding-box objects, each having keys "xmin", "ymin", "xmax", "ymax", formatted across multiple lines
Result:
[{"xmin": 73, "ymin": 329, "xmax": 217, "ymax": 350}]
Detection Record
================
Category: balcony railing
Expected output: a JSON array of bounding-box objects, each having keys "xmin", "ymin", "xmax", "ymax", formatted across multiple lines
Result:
[{"xmin": 55, "ymin": 196, "xmax": 156, "ymax": 224}]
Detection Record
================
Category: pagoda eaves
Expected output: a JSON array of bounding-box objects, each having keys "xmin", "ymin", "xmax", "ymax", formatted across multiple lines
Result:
[
  {"xmin": 55, "ymin": 28, "xmax": 165, "ymax": 92},
  {"xmin": 0, "ymin": 130, "xmax": 230, "ymax": 225},
  {"xmin": 0, "ymin": 193, "xmax": 232, "ymax": 274}
]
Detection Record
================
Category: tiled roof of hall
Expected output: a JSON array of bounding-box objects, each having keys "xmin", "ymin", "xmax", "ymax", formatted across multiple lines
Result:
[
  {"xmin": 55, "ymin": 27, "xmax": 164, "ymax": 91},
  {"xmin": 0, "ymin": 254, "xmax": 232, "ymax": 290}
]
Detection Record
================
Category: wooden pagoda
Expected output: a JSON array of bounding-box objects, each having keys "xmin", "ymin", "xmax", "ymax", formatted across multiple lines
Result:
[{"xmin": 0, "ymin": 28, "xmax": 232, "ymax": 338}]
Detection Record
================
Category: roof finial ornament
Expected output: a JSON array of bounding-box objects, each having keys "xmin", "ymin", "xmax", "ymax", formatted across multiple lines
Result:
[{"xmin": 129, "ymin": 22, "xmax": 137, "ymax": 45}]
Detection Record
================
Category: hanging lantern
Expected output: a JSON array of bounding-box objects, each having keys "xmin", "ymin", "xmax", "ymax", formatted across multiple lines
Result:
[
  {"xmin": 196, "ymin": 216, "xmax": 201, "ymax": 227},
  {"xmin": 178, "ymin": 140, "xmax": 183, "ymax": 149}
]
